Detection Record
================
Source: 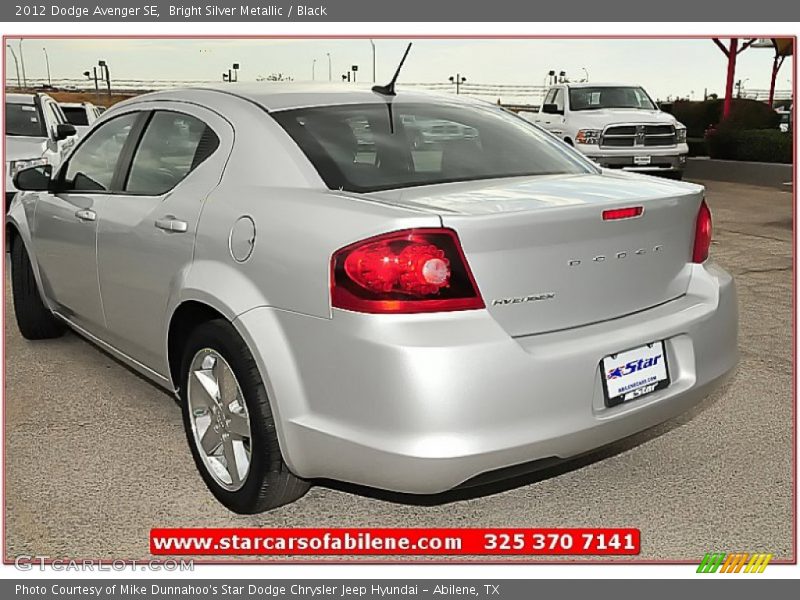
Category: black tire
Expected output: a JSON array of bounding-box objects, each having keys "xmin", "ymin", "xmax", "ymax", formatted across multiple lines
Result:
[
  {"xmin": 179, "ymin": 319, "xmax": 309, "ymax": 513},
  {"xmin": 10, "ymin": 235, "xmax": 65, "ymax": 340}
]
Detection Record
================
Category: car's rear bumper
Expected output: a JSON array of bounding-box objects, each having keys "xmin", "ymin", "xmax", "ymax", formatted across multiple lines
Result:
[{"xmin": 236, "ymin": 262, "xmax": 737, "ymax": 494}]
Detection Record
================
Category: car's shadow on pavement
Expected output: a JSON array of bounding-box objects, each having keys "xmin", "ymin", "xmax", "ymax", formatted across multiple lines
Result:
[{"xmin": 315, "ymin": 383, "xmax": 730, "ymax": 507}]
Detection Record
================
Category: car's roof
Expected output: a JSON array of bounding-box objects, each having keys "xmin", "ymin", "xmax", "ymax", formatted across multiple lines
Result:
[
  {"xmin": 6, "ymin": 93, "xmax": 36, "ymax": 104},
  {"xmin": 562, "ymin": 82, "xmax": 642, "ymax": 88},
  {"xmin": 59, "ymin": 102, "xmax": 92, "ymax": 108},
  {"xmin": 123, "ymin": 83, "xmax": 481, "ymax": 112}
]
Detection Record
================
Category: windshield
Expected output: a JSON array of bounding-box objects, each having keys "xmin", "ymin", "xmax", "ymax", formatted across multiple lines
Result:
[
  {"xmin": 61, "ymin": 106, "xmax": 89, "ymax": 126},
  {"xmin": 5, "ymin": 102, "xmax": 46, "ymax": 137},
  {"xmin": 272, "ymin": 102, "xmax": 592, "ymax": 193},
  {"xmin": 569, "ymin": 86, "xmax": 657, "ymax": 111}
]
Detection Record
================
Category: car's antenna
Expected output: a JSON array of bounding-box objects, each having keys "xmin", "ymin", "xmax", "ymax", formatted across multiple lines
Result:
[{"xmin": 372, "ymin": 42, "xmax": 412, "ymax": 97}]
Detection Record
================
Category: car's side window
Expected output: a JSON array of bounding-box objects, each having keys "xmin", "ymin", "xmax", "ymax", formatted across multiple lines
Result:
[
  {"xmin": 63, "ymin": 112, "xmax": 139, "ymax": 193},
  {"xmin": 553, "ymin": 89, "xmax": 565, "ymax": 112},
  {"xmin": 124, "ymin": 111, "xmax": 219, "ymax": 196},
  {"xmin": 543, "ymin": 88, "xmax": 557, "ymax": 106}
]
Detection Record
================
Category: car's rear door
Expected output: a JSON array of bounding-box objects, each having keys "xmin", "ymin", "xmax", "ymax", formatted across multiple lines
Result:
[
  {"xmin": 32, "ymin": 111, "xmax": 144, "ymax": 334},
  {"xmin": 95, "ymin": 104, "xmax": 233, "ymax": 375}
]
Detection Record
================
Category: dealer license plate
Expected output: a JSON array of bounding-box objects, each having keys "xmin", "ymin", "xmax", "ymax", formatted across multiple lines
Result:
[{"xmin": 602, "ymin": 341, "xmax": 670, "ymax": 407}]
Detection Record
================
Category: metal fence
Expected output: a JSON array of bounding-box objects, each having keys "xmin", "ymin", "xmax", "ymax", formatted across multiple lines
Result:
[{"xmin": 4, "ymin": 78, "xmax": 794, "ymax": 106}]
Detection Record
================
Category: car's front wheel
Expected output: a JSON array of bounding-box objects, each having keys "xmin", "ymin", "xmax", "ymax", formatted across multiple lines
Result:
[
  {"xmin": 179, "ymin": 319, "xmax": 310, "ymax": 513},
  {"xmin": 10, "ymin": 235, "xmax": 65, "ymax": 340}
]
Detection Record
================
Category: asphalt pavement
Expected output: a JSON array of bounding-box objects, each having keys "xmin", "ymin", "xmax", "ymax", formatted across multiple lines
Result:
[{"xmin": 3, "ymin": 179, "xmax": 793, "ymax": 562}]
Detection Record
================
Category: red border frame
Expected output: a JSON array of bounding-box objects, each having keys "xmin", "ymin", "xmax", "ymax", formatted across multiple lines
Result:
[{"xmin": 1, "ymin": 33, "xmax": 796, "ymax": 567}]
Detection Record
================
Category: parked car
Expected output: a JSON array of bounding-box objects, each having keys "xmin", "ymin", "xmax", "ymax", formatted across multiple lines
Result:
[
  {"xmin": 7, "ymin": 85, "xmax": 737, "ymax": 513},
  {"xmin": 5, "ymin": 93, "xmax": 77, "ymax": 211},
  {"xmin": 776, "ymin": 107, "xmax": 792, "ymax": 133},
  {"xmin": 59, "ymin": 101, "xmax": 102, "ymax": 137},
  {"xmin": 524, "ymin": 83, "xmax": 689, "ymax": 179}
]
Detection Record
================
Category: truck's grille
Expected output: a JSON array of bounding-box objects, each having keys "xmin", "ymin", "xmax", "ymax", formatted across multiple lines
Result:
[{"xmin": 601, "ymin": 124, "xmax": 676, "ymax": 148}]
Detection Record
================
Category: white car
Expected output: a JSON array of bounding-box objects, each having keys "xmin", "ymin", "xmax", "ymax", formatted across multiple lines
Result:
[
  {"xmin": 59, "ymin": 101, "xmax": 103, "ymax": 137},
  {"xmin": 5, "ymin": 93, "xmax": 78, "ymax": 210},
  {"xmin": 525, "ymin": 83, "xmax": 689, "ymax": 179}
]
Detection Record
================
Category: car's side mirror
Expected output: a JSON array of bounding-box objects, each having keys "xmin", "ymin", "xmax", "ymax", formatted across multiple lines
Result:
[
  {"xmin": 13, "ymin": 164, "xmax": 53, "ymax": 192},
  {"xmin": 55, "ymin": 123, "xmax": 77, "ymax": 141},
  {"xmin": 541, "ymin": 103, "xmax": 563, "ymax": 115}
]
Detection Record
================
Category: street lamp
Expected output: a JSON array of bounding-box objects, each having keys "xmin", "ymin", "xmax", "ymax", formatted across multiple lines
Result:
[
  {"xmin": 18, "ymin": 38, "xmax": 27, "ymax": 88},
  {"xmin": 312, "ymin": 58, "xmax": 317, "ymax": 81},
  {"xmin": 581, "ymin": 67, "xmax": 589, "ymax": 82},
  {"xmin": 369, "ymin": 39, "xmax": 376, "ymax": 82},
  {"xmin": 326, "ymin": 52, "xmax": 331, "ymax": 81},
  {"xmin": 351, "ymin": 65, "xmax": 358, "ymax": 83},
  {"xmin": 84, "ymin": 68, "xmax": 100, "ymax": 101},
  {"xmin": 98, "ymin": 59, "xmax": 111, "ymax": 97},
  {"xmin": 42, "ymin": 47, "xmax": 51, "ymax": 87},
  {"xmin": 448, "ymin": 74, "xmax": 467, "ymax": 94},
  {"xmin": 232, "ymin": 63, "xmax": 239, "ymax": 82},
  {"xmin": 6, "ymin": 45, "xmax": 21, "ymax": 88}
]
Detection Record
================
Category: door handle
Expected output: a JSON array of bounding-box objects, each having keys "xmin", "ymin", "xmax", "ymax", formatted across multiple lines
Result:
[
  {"xmin": 154, "ymin": 216, "xmax": 188, "ymax": 233},
  {"xmin": 75, "ymin": 209, "xmax": 96, "ymax": 222}
]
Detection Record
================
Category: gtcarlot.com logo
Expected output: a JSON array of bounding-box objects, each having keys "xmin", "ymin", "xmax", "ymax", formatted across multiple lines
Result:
[{"xmin": 697, "ymin": 552, "xmax": 773, "ymax": 573}]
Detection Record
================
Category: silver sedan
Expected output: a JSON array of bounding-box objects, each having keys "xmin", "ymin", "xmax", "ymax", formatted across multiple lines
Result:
[{"xmin": 6, "ymin": 84, "xmax": 738, "ymax": 513}]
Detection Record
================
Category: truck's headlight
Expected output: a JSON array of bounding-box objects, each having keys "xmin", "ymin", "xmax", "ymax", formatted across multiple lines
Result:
[
  {"xmin": 10, "ymin": 157, "xmax": 49, "ymax": 179},
  {"xmin": 575, "ymin": 129, "xmax": 601, "ymax": 145},
  {"xmin": 675, "ymin": 127, "xmax": 687, "ymax": 143}
]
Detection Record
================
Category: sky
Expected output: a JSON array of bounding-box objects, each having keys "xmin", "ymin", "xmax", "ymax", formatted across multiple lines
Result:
[{"xmin": 4, "ymin": 38, "xmax": 794, "ymax": 103}]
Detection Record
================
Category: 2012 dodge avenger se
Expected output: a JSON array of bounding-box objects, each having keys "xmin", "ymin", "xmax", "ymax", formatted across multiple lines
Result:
[{"xmin": 6, "ymin": 83, "xmax": 737, "ymax": 513}]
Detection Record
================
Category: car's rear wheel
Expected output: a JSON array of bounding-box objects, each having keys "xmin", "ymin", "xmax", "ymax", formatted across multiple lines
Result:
[
  {"xmin": 179, "ymin": 319, "xmax": 309, "ymax": 513},
  {"xmin": 10, "ymin": 235, "xmax": 65, "ymax": 340}
]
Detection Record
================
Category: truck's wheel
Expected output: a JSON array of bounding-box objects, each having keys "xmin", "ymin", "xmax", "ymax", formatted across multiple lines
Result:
[
  {"xmin": 10, "ymin": 235, "xmax": 65, "ymax": 340},
  {"xmin": 180, "ymin": 319, "xmax": 310, "ymax": 513}
]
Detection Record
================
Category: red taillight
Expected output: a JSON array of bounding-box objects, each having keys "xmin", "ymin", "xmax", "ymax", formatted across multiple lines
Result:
[
  {"xmin": 331, "ymin": 228, "xmax": 485, "ymax": 314},
  {"xmin": 692, "ymin": 200, "xmax": 713, "ymax": 263},
  {"xmin": 603, "ymin": 206, "xmax": 643, "ymax": 221}
]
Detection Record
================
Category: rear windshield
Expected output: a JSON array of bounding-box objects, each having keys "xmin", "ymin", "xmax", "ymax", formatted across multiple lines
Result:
[
  {"xmin": 5, "ymin": 102, "xmax": 46, "ymax": 137},
  {"xmin": 61, "ymin": 106, "xmax": 89, "ymax": 126},
  {"xmin": 569, "ymin": 86, "xmax": 656, "ymax": 111},
  {"xmin": 272, "ymin": 102, "xmax": 592, "ymax": 193}
]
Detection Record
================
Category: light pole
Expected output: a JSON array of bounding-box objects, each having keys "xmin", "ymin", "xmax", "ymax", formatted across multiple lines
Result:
[
  {"xmin": 326, "ymin": 52, "xmax": 331, "ymax": 81},
  {"xmin": 369, "ymin": 39, "xmax": 376, "ymax": 82},
  {"xmin": 351, "ymin": 65, "xmax": 358, "ymax": 83},
  {"xmin": 232, "ymin": 62, "xmax": 239, "ymax": 82},
  {"xmin": 18, "ymin": 38, "xmax": 27, "ymax": 88},
  {"xmin": 581, "ymin": 67, "xmax": 589, "ymax": 82},
  {"xmin": 84, "ymin": 68, "xmax": 100, "ymax": 102},
  {"xmin": 98, "ymin": 60, "xmax": 111, "ymax": 98},
  {"xmin": 448, "ymin": 73, "xmax": 466, "ymax": 94},
  {"xmin": 42, "ymin": 47, "xmax": 51, "ymax": 87},
  {"xmin": 312, "ymin": 58, "xmax": 317, "ymax": 81},
  {"xmin": 6, "ymin": 45, "xmax": 21, "ymax": 88}
]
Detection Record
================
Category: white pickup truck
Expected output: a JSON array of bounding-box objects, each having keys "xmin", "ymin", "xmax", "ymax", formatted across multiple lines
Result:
[
  {"xmin": 5, "ymin": 93, "xmax": 78, "ymax": 210},
  {"xmin": 523, "ymin": 83, "xmax": 689, "ymax": 179}
]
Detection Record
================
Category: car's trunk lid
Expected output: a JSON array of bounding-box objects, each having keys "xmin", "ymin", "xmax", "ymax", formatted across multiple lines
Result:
[{"xmin": 369, "ymin": 172, "xmax": 703, "ymax": 336}]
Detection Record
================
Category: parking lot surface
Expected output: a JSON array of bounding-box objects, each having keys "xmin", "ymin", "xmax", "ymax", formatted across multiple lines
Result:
[{"xmin": 3, "ymin": 179, "xmax": 793, "ymax": 561}]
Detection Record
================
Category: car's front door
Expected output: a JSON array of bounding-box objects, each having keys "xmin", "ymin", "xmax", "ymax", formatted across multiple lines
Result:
[
  {"xmin": 32, "ymin": 111, "xmax": 143, "ymax": 333},
  {"xmin": 95, "ymin": 105, "xmax": 232, "ymax": 375}
]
